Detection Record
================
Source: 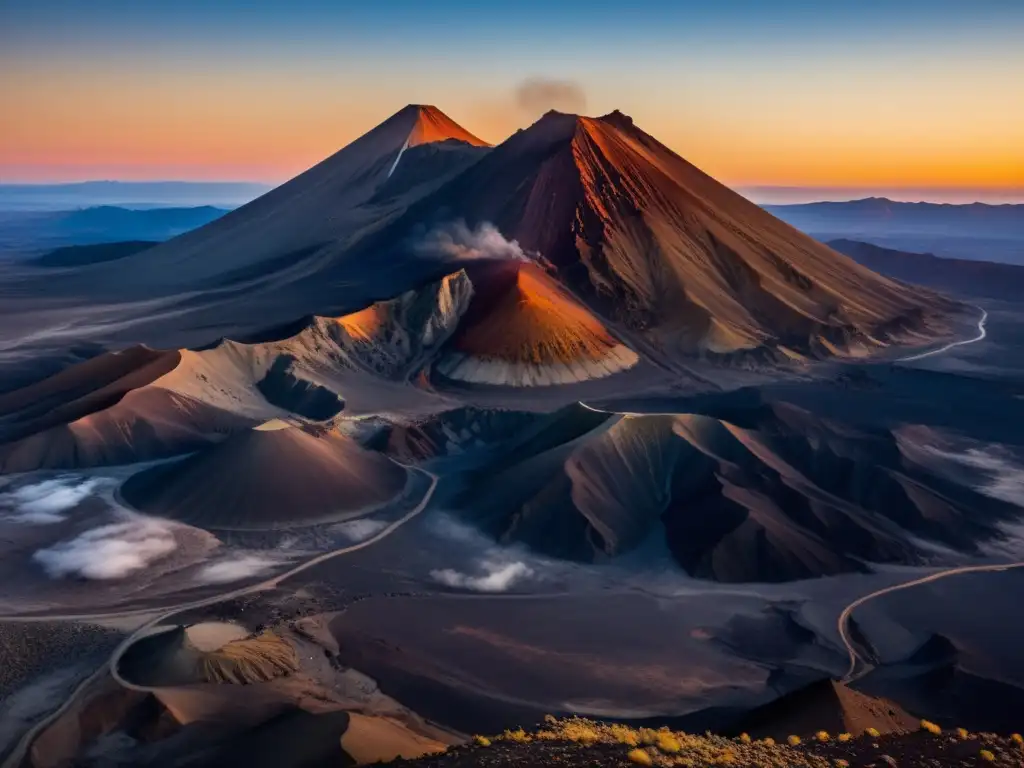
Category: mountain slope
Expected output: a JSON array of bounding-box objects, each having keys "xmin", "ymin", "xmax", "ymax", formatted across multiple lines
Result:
[
  {"xmin": 68, "ymin": 105, "xmax": 489, "ymax": 293},
  {"xmin": 356, "ymin": 110, "xmax": 961, "ymax": 361},
  {"xmin": 32, "ymin": 240, "xmax": 158, "ymax": 267},
  {"xmin": 400, "ymin": 105, "xmax": 487, "ymax": 150},
  {"xmin": 0, "ymin": 270, "xmax": 472, "ymax": 473},
  {"xmin": 451, "ymin": 403, "xmax": 1019, "ymax": 582},
  {"xmin": 735, "ymin": 679, "xmax": 917, "ymax": 739},
  {"xmin": 120, "ymin": 424, "xmax": 408, "ymax": 530}
]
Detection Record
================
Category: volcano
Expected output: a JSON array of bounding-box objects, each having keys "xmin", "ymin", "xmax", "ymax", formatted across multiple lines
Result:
[
  {"xmin": 0, "ymin": 104, "xmax": 974, "ymax": 476},
  {"xmin": 435, "ymin": 261, "xmax": 639, "ymax": 387},
  {"xmin": 7, "ymin": 105, "xmax": 966, "ymax": 366},
  {"xmin": 358, "ymin": 109, "xmax": 961, "ymax": 362},
  {"xmin": 120, "ymin": 423, "xmax": 408, "ymax": 530}
]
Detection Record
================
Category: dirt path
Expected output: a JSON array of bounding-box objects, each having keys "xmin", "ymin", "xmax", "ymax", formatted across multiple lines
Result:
[
  {"xmin": 897, "ymin": 306, "xmax": 987, "ymax": 362},
  {"xmin": 838, "ymin": 561, "xmax": 1024, "ymax": 682}
]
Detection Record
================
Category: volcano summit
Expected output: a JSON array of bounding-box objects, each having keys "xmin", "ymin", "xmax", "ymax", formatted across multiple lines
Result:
[{"xmin": 353, "ymin": 109, "xmax": 962, "ymax": 363}]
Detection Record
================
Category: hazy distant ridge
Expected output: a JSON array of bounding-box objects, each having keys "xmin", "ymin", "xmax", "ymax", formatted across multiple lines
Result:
[
  {"xmin": 0, "ymin": 205, "xmax": 230, "ymax": 254},
  {"xmin": 766, "ymin": 197, "xmax": 1024, "ymax": 264},
  {"xmin": 0, "ymin": 181, "xmax": 271, "ymax": 211}
]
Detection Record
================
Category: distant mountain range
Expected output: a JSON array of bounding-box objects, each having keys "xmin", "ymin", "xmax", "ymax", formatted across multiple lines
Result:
[
  {"xmin": 828, "ymin": 238, "xmax": 1024, "ymax": 302},
  {"xmin": 0, "ymin": 181, "xmax": 270, "ymax": 211},
  {"xmin": 741, "ymin": 186, "xmax": 1024, "ymax": 206},
  {"xmin": 767, "ymin": 197, "xmax": 1024, "ymax": 264},
  {"xmin": 6, "ymin": 191, "xmax": 1023, "ymax": 281},
  {"xmin": 0, "ymin": 205, "xmax": 229, "ymax": 255}
]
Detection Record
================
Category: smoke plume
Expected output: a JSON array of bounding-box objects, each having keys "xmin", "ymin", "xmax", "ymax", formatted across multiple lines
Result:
[{"xmin": 516, "ymin": 78, "xmax": 587, "ymax": 117}]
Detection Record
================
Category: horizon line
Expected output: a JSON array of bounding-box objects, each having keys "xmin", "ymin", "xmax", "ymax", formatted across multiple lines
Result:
[
  {"xmin": 3, "ymin": 179, "xmax": 1023, "ymax": 190},
  {"xmin": 3, "ymin": 179, "xmax": 1022, "ymax": 207}
]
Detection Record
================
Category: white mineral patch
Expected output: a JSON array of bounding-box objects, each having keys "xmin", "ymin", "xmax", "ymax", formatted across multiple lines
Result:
[
  {"xmin": 186, "ymin": 621, "xmax": 249, "ymax": 652},
  {"xmin": 442, "ymin": 344, "xmax": 638, "ymax": 387}
]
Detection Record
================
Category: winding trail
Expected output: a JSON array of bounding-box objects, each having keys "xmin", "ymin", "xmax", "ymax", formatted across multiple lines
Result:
[
  {"xmin": 831, "ymin": 302, "xmax": 1001, "ymax": 681},
  {"xmin": 896, "ymin": 305, "xmax": 988, "ymax": 362},
  {"xmin": 586, "ymin": 304, "xmax": 1002, "ymax": 687},
  {"xmin": 839, "ymin": 562, "xmax": 1024, "ymax": 683},
  {"xmin": 1, "ymin": 464, "xmax": 437, "ymax": 768}
]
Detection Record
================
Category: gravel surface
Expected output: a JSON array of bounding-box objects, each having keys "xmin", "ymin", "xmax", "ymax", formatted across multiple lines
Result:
[
  {"xmin": 389, "ymin": 719, "xmax": 1024, "ymax": 768},
  {"xmin": 0, "ymin": 621, "xmax": 122, "ymax": 699}
]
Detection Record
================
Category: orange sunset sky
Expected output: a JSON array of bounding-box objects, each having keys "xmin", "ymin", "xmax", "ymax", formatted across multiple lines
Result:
[{"xmin": 2, "ymin": 1, "xmax": 1022, "ymax": 199}]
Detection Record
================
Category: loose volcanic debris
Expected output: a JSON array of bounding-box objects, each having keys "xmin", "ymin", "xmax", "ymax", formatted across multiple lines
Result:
[
  {"xmin": 0, "ymin": 622, "xmax": 122, "ymax": 699},
  {"xmin": 386, "ymin": 717, "xmax": 1024, "ymax": 767}
]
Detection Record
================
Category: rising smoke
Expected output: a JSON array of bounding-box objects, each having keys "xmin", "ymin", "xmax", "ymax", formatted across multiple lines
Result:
[
  {"xmin": 414, "ymin": 220, "xmax": 530, "ymax": 263},
  {"xmin": 515, "ymin": 77, "xmax": 588, "ymax": 117}
]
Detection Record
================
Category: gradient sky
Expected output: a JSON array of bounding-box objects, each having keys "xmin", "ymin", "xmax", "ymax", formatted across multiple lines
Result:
[{"xmin": 2, "ymin": 0, "xmax": 1022, "ymax": 198}]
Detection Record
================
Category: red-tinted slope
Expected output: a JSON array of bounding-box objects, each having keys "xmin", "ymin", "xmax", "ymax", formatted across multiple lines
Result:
[
  {"xmin": 390, "ymin": 109, "xmax": 959, "ymax": 358},
  {"xmin": 406, "ymin": 104, "xmax": 489, "ymax": 148},
  {"xmin": 436, "ymin": 260, "xmax": 638, "ymax": 386}
]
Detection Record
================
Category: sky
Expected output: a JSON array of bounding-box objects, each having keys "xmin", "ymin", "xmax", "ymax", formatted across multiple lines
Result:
[{"xmin": 2, "ymin": 0, "xmax": 1023, "ymax": 201}]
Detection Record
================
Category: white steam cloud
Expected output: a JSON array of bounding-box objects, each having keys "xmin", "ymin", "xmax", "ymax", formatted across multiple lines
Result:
[
  {"xmin": 431, "ymin": 558, "xmax": 535, "ymax": 593},
  {"xmin": 332, "ymin": 518, "xmax": 389, "ymax": 542},
  {"xmin": 33, "ymin": 518, "xmax": 178, "ymax": 580},
  {"xmin": 196, "ymin": 553, "xmax": 289, "ymax": 584},
  {"xmin": 0, "ymin": 477, "xmax": 104, "ymax": 524},
  {"xmin": 415, "ymin": 220, "xmax": 530, "ymax": 263}
]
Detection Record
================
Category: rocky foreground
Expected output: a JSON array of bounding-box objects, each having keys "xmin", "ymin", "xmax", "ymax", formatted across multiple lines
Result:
[{"xmin": 390, "ymin": 718, "xmax": 1024, "ymax": 768}]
